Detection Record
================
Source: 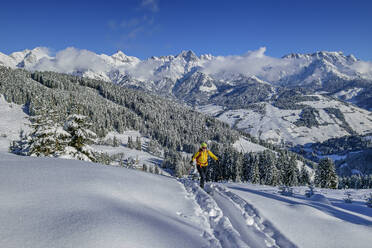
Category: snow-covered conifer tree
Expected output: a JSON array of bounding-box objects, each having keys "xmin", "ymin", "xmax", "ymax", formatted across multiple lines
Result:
[
  {"xmin": 136, "ymin": 136, "xmax": 142, "ymax": 150},
  {"xmin": 281, "ymin": 156, "xmax": 299, "ymax": 186},
  {"xmin": 234, "ymin": 153, "xmax": 243, "ymax": 183},
  {"xmin": 27, "ymin": 106, "xmax": 70, "ymax": 157},
  {"xmin": 259, "ymin": 150, "xmax": 277, "ymax": 185},
  {"xmin": 250, "ymin": 159, "xmax": 260, "ymax": 184},
  {"xmin": 127, "ymin": 136, "xmax": 134, "ymax": 149},
  {"xmin": 113, "ymin": 136, "xmax": 120, "ymax": 147},
  {"xmin": 300, "ymin": 164, "xmax": 311, "ymax": 185},
  {"xmin": 315, "ymin": 158, "xmax": 338, "ymax": 189},
  {"xmin": 64, "ymin": 113, "xmax": 96, "ymax": 161},
  {"xmin": 154, "ymin": 165, "xmax": 160, "ymax": 175}
]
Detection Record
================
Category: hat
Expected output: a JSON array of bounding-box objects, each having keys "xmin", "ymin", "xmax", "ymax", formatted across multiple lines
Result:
[{"xmin": 201, "ymin": 142, "xmax": 207, "ymax": 148}]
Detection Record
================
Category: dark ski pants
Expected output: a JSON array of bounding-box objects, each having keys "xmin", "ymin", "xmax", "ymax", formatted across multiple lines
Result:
[{"xmin": 197, "ymin": 165, "xmax": 208, "ymax": 188}]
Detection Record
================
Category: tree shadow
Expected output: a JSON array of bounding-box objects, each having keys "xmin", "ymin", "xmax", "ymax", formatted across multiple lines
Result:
[
  {"xmin": 229, "ymin": 186, "xmax": 372, "ymax": 226},
  {"xmin": 328, "ymin": 198, "xmax": 372, "ymax": 219}
]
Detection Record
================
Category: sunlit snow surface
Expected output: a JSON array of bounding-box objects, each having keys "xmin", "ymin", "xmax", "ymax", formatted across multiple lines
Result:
[
  {"xmin": 224, "ymin": 183, "xmax": 372, "ymax": 248},
  {"xmin": 1, "ymin": 153, "xmax": 372, "ymax": 248},
  {"xmin": 0, "ymin": 152, "xmax": 211, "ymax": 248}
]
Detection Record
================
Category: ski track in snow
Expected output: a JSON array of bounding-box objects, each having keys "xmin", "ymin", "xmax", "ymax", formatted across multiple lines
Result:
[
  {"xmin": 212, "ymin": 184, "xmax": 297, "ymax": 248},
  {"xmin": 179, "ymin": 179, "xmax": 296, "ymax": 248}
]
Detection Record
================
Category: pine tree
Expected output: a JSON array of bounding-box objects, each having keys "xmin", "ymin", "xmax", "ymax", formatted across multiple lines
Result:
[
  {"xmin": 242, "ymin": 153, "xmax": 251, "ymax": 182},
  {"xmin": 271, "ymin": 165, "xmax": 280, "ymax": 186},
  {"xmin": 282, "ymin": 156, "xmax": 299, "ymax": 186},
  {"xmin": 113, "ymin": 136, "xmax": 120, "ymax": 147},
  {"xmin": 127, "ymin": 136, "xmax": 134, "ymax": 149},
  {"xmin": 27, "ymin": 106, "xmax": 70, "ymax": 157},
  {"xmin": 65, "ymin": 113, "xmax": 96, "ymax": 161},
  {"xmin": 259, "ymin": 150, "xmax": 277, "ymax": 185},
  {"xmin": 300, "ymin": 164, "xmax": 311, "ymax": 185},
  {"xmin": 154, "ymin": 165, "xmax": 160, "ymax": 175},
  {"xmin": 234, "ymin": 152, "xmax": 243, "ymax": 183},
  {"xmin": 250, "ymin": 159, "xmax": 260, "ymax": 184},
  {"xmin": 175, "ymin": 159, "xmax": 185, "ymax": 178},
  {"xmin": 315, "ymin": 158, "xmax": 338, "ymax": 189},
  {"xmin": 136, "ymin": 136, "xmax": 142, "ymax": 150}
]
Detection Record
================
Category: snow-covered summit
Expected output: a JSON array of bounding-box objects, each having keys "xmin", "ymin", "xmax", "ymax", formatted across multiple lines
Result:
[
  {"xmin": 282, "ymin": 51, "xmax": 356, "ymax": 62},
  {"xmin": 10, "ymin": 47, "xmax": 51, "ymax": 68},
  {"xmin": 0, "ymin": 52, "xmax": 16, "ymax": 67},
  {"xmin": 176, "ymin": 50, "xmax": 199, "ymax": 62},
  {"xmin": 111, "ymin": 50, "xmax": 140, "ymax": 64}
]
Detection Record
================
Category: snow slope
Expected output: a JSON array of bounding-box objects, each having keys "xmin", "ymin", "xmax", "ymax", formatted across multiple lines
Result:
[
  {"xmin": 0, "ymin": 152, "xmax": 212, "ymax": 248},
  {"xmin": 223, "ymin": 183, "xmax": 372, "ymax": 248},
  {"xmin": 0, "ymin": 95, "xmax": 30, "ymax": 152},
  {"xmin": 1, "ymin": 152, "xmax": 371, "ymax": 248},
  {"xmin": 198, "ymin": 95, "xmax": 372, "ymax": 146},
  {"xmin": 233, "ymin": 137, "xmax": 267, "ymax": 153}
]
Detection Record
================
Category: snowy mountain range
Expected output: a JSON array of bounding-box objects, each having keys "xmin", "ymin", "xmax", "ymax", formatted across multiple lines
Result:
[
  {"xmin": 2, "ymin": 47, "xmax": 372, "ymax": 147},
  {"xmin": 1, "ymin": 47, "xmax": 372, "ymax": 102}
]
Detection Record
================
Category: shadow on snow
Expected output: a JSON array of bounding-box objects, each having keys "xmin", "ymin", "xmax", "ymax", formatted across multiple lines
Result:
[{"xmin": 228, "ymin": 186, "xmax": 372, "ymax": 227}]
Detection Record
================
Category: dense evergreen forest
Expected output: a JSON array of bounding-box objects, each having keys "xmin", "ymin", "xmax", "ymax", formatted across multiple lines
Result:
[{"xmin": 0, "ymin": 66, "xmax": 238, "ymax": 152}]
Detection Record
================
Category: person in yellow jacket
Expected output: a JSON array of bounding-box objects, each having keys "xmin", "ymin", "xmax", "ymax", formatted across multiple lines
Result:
[{"xmin": 190, "ymin": 142, "xmax": 218, "ymax": 189}]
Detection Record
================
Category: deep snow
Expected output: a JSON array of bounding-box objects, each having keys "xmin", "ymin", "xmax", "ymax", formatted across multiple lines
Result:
[
  {"xmin": 1, "ymin": 153, "xmax": 372, "ymax": 248},
  {"xmin": 0, "ymin": 152, "xmax": 211, "ymax": 248},
  {"xmin": 223, "ymin": 183, "xmax": 372, "ymax": 248}
]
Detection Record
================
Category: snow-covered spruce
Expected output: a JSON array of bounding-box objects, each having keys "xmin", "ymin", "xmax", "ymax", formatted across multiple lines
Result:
[
  {"xmin": 212, "ymin": 184, "xmax": 296, "ymax": 248},
  {"xmin": 11, "ymin": 106, "xmax": 71, "ymax": 157},
  {"xmin": 179, "ymin": 178, "xmax": 249, "ymax": 248},
  {"xmin": 10, "ymin": 106, "xmax": 97, "ymax": 162},
  {"xmin": 64, "ymin": 114, "xmax": 97, "ymax": 161},
  {"xmin": 315, "ymin": 158, "xmax": 338, "ymax": 189}
]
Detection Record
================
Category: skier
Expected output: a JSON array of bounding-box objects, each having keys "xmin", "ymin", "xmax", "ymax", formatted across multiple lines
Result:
[{"xmin": 190, "ymin": 142, "xmax": 218, "ymax": 189}]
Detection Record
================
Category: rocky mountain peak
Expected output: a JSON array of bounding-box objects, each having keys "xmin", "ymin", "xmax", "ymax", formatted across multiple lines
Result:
[
  {"xmin": 111, "ymin": 50, "xmax": 140, "ymax": 63},
  {"xmin": 176, "ymin": 50, "xmax": 199, "ymax": 62}
]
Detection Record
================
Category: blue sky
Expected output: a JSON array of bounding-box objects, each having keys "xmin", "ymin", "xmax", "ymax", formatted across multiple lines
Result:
[{"xmin": 1, "ymin": 0, "xmax": 371, "ymax": 60}]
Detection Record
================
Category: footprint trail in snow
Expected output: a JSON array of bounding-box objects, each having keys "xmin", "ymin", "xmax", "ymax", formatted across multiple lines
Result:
[{"xmin": 180, "ymin": 179, "xmax": 297, "ymax": 248}]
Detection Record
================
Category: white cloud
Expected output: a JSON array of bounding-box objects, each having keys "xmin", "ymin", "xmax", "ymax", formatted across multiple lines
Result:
[
  {"xmin": 33, "ymin": 47, "xmax": 110, "ymax": 73},
  {"xmin": 201, "ymin": 47, "xmax": 305, "ymax": 82},
  {"xmin": 351, "ymin": 61, "xmax": 372, "ymax": 77}
]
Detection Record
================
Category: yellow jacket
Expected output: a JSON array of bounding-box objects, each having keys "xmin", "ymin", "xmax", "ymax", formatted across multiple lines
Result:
[{"xmin": 192, "ymin": 149, "xmax": 218, "ymax": 167}]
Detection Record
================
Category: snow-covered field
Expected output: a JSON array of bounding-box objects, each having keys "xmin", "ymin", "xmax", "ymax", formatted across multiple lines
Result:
[
  {"xmin": 1, "ymin": 153, "xmax": 371, "ymax": 248},
  {"xmin": 0, "ymin": 152, "xmax": 211, "ymax": 248},
  {"xmin": 223, "ymin": 183, "xmax": 372, "ymax": 248},
  {"xmin": 233, "ymin": 137, "xmax": 266, "ymax": 153}
]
